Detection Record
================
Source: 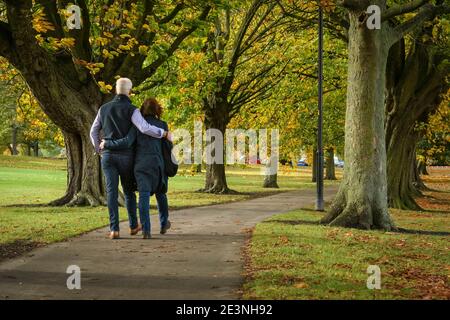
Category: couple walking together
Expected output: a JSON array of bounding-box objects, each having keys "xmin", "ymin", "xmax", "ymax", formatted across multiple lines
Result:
[{"xmin": 90, "ymin": 78, "xmax": 173, "ymax": 239}]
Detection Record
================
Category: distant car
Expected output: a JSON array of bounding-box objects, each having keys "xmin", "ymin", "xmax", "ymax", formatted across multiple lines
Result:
[
  {"xmin": 297, "ymin": 160, "xmax": 309, "ymax": 167},
  {"xmin": 335, "ymin": 160, "xmax": 344, "ymax": 168},
  {"xmin": 248, "ymin": 156, "xmax": 261, "ymax": 165},
  {"xmin": 334, "ymin": 156, "xmax": 344, "ymax": 168}
]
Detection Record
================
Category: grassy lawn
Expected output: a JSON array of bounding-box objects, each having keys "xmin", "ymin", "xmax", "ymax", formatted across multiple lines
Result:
[
  {"xmin": 0, "ymin": 155, "xmax": 339, "ymax": 260},
  {"xmin": 243, "ymin": 168, "xmax": 450, "ymax": 300}
]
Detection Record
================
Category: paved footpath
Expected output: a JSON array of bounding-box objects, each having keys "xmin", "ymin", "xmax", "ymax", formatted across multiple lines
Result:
[{"xmin": 0, "ymin": 187, "xmax": 336, "ymax": 300}]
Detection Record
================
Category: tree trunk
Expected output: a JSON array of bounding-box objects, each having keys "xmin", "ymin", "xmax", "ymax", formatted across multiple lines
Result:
[
  {"xmin": 413, "ymin": 158, "xmax": 428, "ymax": 191},
  {"xmin": 325, "ymin": 147, "xmax": 336, "ymax": 180},
  {"xmin": 417, "ymin": 159, "xmax": 428, "ymax": 175},
  {"xmin": 384, "ymin": 26, "xmax": 448, "ymax": 210},
  {"xmin": 33, "ymin": 141, "xmax": 39, "ymax": 157},
  {"xmin": 50, "ymin": 129, "xmax": 105, "ymax": 206},
  {"xmin": 321, "ymin": 6, "xmax": 395, "ymax": 230},
  {"xmin": 263, "ymin": 157, "xmax": 279, "ymax": 188},
  {"xmin": 386, "ymin": 129, "xmax": 422, "ymax": 210},
  {"xmin": 201, "ymin": 99, "xmax": 233, "ymax": 194},
  {"xmin": 11, "ymin": 125, "xmax": 18, "ymax": 155},
  {"xmin": 7, "ymin": 6, "xmax": 106, "ymax": 205},
  {"xmin": 263, "ymin": 173, "xmax": 279, "ymax": 188},
  {"xmin": 26, "ymin": 144, "xmax": 32, "ymax": 156}
]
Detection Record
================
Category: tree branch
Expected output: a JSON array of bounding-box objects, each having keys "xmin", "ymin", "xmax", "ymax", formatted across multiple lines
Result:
[
  {"xmin": 58, "ymin": 0, "xmax": 92, "ymax": 61},
  {"xmin": 224, "ymin": 0, "xmax": 267, "ymax": 92},
  {"xmin": 139, "ymin": 5, "xmax": 211, "ymax": 81},
  {"xmin": 157, "ymin": 3, "xmax": 185, "ymax": 24},
  {"xmin": 382, "ymin": 0, "xmax": 429, "ymax": 22},
  {"xmin": 390, "ymin": 3, "xmax": 450, "ymax": 45}
]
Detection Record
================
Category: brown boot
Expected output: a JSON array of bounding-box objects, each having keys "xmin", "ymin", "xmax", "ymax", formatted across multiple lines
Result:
[
  {"xmin": 129, "ymin": 224, "xmax": 142, "ymax": 236},
  {"xmin": 109, "ymin": 231, "xmax": 120, "ymax": 240}
]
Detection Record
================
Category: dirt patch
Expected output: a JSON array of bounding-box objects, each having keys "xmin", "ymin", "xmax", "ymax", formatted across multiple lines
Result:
[{"xmin": 0, "ymin": 240, "xmax": 43, "ymax": 263}]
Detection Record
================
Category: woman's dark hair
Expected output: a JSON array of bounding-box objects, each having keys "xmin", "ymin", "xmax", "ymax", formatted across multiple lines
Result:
[{"xmin": 141, "ymin": 98, "xmax": 163, "ymax": 119}]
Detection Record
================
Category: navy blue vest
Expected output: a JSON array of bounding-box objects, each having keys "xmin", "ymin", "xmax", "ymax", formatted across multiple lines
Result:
[{"xmin": 99, "ymin": 95, "xmax": 136, "ymax": 153}]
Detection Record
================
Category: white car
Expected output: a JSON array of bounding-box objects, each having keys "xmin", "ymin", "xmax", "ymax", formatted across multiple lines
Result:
[{"xmin": 334, "ymin": 156, "xmax": 344, "ymax": 168}]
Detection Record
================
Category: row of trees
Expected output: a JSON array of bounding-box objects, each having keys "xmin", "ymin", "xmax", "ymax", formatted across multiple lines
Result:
[
  {"xmin": 0, "ymin": 0, "xmax": 448, "ymax": 230},
  {"xmin": 0, "ymin": 60, "xmax": 63, "ymax": 156}
]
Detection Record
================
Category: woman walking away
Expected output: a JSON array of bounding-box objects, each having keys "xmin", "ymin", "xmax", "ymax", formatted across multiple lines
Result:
[{"xmin": 101, "ymin": 98, "xmax": 171, "ymax": 239}]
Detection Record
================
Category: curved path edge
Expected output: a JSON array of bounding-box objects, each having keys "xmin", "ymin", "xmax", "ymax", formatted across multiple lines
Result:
[{"xmin": 0, "ymin": 187, "xmax": 337, "ymax": 300}]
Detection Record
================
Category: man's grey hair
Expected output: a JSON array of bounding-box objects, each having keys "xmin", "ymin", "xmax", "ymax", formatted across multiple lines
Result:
[{"xmin": 116, "ymin": 78, "xmax": 133, "ymax": 95}]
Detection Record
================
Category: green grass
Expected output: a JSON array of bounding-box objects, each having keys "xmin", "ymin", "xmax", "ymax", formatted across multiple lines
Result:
[
  {"xmin": 243, "ymin": 203, "xmax": 450, "ymax": 300},
  {"xmin": 0, "ymin": 155, "xmax": 339, "ymax": 253}
]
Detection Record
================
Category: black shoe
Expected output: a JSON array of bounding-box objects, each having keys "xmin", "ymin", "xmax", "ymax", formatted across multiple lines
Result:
[
  {"xmin": 160, "ymin": 221, "xmax": 171, "ymax": 235},
  {"xmin": 143, "ymin": 232, "xmax": 152, "ymax": 239}
]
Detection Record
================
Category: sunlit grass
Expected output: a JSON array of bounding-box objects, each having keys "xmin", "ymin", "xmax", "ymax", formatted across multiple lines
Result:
[
  {"xmin": 0, "ymin": 155, "xmax": 340, "ymax": 249},
  {"xmin": 243, "ymin": 172, "xmax": 450, "ymax": 300}
]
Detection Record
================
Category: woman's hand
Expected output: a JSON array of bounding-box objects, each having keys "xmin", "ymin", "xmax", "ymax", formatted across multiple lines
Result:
[
  {"xmin": 164, "ymin": 131, "xmax": 173, "ymax": 142},
  {"xmin": 99, "ymin": 139, "xmax": 106, "ymax": 150}
]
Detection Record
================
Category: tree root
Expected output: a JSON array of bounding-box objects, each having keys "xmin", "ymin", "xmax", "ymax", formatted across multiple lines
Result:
[
  {"xmin": 49, "ymin": 192, "xmax": 106, "ymax": 207},
  {"xmin": 389, "ymin": 195, "xmax": 422, "ymax": 211},
  {"xmin": 263, "ymin": 181, "xmax": 279, "ymax": 188},
  {"xmin": 197, "ymin": 186, "xmax": 239, "ymax": 195},
  {"xmin": 321, "ymin": 191, "xmax": 396, "ymax": 231}
]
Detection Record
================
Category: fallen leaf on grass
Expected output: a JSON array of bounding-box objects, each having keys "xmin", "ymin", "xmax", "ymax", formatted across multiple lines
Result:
[
  {"xmin": 344, "ymin": 232, "xmax": 353, "ymax": 238},
  {"xmin": 293, "ymin": 282, "xmax": 309, "ymax": 289},
  {"xmin": 275, "ymin": 236, "xmax": 290, "ymax": 246}
]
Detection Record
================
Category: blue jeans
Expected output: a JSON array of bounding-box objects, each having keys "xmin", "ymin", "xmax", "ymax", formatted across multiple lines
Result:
[
  {"xmin": 101, "ymin": 152, "xmax": 138, "ymax": 232},
  {"xmin": 138, "ymin": 192, "xmax": 169, "ymax": 233}
]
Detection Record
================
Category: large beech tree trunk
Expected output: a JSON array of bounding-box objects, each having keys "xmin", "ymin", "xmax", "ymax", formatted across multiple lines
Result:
[
  {"xmin": 51, "ymin": 128, "xmax": 105, "ymax": 206},
  {"xmin": 325, "ymin": 147, "xmax": 336, "ymax": 180},
  {"xmin": 386, "ymin": 129, "xmax": 422, "ymax": 210},
  {"xmin": 385, "ymin": 26, "xmax": 449, "ymax": 210},
  {"xmin": 321, "ymin": 5, "xmax": 395, "ymax": 230},
  {"xmin": 18, "ymin": 59, "xmax": 105, "ymax": 206},
  {"xmin": 202, "ymin": 98, "xmax": 233, "ymax": 194},
  {"xmin": 3, "ymin": 1, "xmax": 106, "ymax": 206}
]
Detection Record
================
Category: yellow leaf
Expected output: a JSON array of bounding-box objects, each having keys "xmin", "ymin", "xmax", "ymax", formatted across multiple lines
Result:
[{"xmin": 294, "ymin": 282, "xmax": 309, "ymax": 289}]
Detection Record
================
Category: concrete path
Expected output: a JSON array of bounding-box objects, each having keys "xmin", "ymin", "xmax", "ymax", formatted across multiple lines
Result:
[{"xmin": 0, "ymin": 187, "xmax": 336, "ymax": 300}]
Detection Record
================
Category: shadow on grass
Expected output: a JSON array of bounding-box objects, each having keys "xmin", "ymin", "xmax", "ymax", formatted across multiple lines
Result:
[
  {"xmin": 262, "ymin": 219, "xmax": 320, "ymax": 226},
  {"xmin": 1, "ymin": 203, "xmax": 49, "ymax": 208},
  {"xmin": 263, "ymin": 220, "xmax": 450, "ymax": 236},
  {"xmin": 396, "ymin": 227, "xmax": 450, "ymax": 237}
]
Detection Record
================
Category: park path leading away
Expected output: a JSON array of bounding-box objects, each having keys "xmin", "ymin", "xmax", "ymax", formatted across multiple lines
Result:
[{"xmin": 0, "ymin": 187, "xmax": 336, "ymax": 300}]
